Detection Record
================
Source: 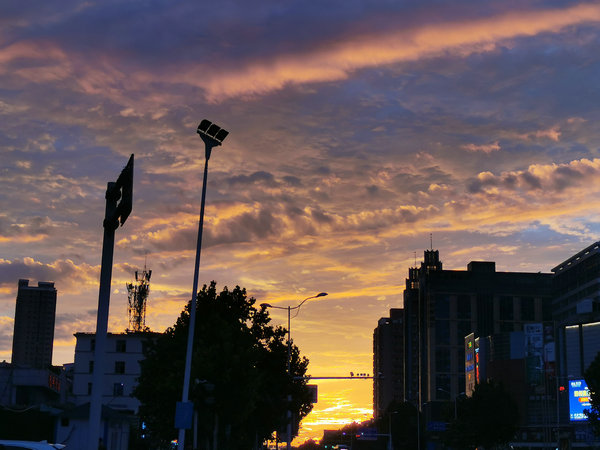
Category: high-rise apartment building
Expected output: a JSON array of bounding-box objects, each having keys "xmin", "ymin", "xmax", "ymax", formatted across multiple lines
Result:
[
  {"xmin": 373, "ymin": 308, "xmax": 404, "ymax": 418},
  {"xmin": 403, "ymin": 250, "xmax": 553, "ymax": 407},
  {"xmin": 11, "ymin": 279, "xmax": 57, "ymax": 368}
]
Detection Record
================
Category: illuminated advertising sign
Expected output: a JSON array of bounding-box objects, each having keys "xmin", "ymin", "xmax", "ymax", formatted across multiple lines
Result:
[
  {"xmin": 569, "ymin": 379, "xmax": 591, "ymax": 421},
  {"xmin": 475, "ymin": 348, "xmax": 480, "ymax": 383},
  {"xmin": 465, "ymin": 333, "xmax": 476, "ymax": 395}
]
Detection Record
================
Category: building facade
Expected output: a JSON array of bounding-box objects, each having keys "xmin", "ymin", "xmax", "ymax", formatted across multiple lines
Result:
[
  {"xmin": 553, "ymin": 242, "xmax": 600, "ymax": 378},
  {"xmin": 551, "ymin": 243, "xmax": 600, "ymax": 446},
  {"xmin": 11, "ymin": 279, "xmax": 57, "ymax": 368},
  {"xmin": 465, "ymin": 327, "xmax": 558, "ymax": 446},
  {"xmin": 403, "ymin": 250, "xmax": 553, "ymax": 408},
  {"xmin": 373, "ymin": 308, "xmax": 404, "ymax": 418},
  {"xmin": 0, "ymin": 361, "xmax": 70, "ymax": 407},
  {"xmin": 72, "ymin": 331, "xmax": 159, "ymax": 414}
]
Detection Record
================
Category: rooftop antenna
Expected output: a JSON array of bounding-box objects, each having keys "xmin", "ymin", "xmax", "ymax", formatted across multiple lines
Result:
[
  {"xmin": 126, "ymin": 263, "xmax": 152, "ymax": 332},
  {"xmin": 414, "ymin": 251, "xmax": 417, "ymax": 266},
  {"xmin": 430, "ymin": 233, "xmax": 433, "ymax": 250}
]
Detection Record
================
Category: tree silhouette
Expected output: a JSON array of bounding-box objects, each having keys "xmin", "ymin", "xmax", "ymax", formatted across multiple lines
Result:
[
  {"xmin": 296, "ymin": 439, "xmax": 320, "ymax": 449},
  {"xmin": 380, "ymin": 401, "xmax": 420, "ymax": 450},
  {"xmin": 444, "ymin": 380, "xmax": 519, "ymax": 450},
  {"xmin": 134, "ymin": 282, "xmax": 312, "ymax": 449}
]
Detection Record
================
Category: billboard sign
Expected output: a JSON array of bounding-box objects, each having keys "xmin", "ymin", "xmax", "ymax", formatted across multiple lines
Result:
[
  {"xmin": 525, "ymin": 323, "xmax": 543, "ymax": 385},
  {"xmin": 569, "ymin": 379, "xmax": 591, "ymax": 421},
  {"xmin": 465, "ymin": 333, "xmax": 476, "ymax": 396}
]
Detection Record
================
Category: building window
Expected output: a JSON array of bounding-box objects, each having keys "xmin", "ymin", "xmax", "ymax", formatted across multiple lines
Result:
[
  {"xmin": 113, "ymin": 383, "xmax": 124, "ymax": 397},
  {"xmin": 90, "ymin": 339, "xmax": 95, "ymax": 351},
  {"xmin": 435, "ymin": 348, "xmax": 451, "ymax": 372},
  {"xmin": 457, "ymin": 348, "xmax": 465, "ymax": 372},
  {"xmin": 435, "ymin": 294, "xmax": 450, "ymax": 319},
  {"xmin": 521, "ymin": 297, "xmax": 535, "ymax": 321},
  {"xmin": 500, "ymin": 296, "xmax": 514, "ymax": 320},
  {"xmin": 116, "ymin": 340, "xmax": 126, "ymax": 353},
  {"xmin": 542, "ymin": 301, "xmax": 553, "ymax": 321},
  {"xmin": 87, "ymin": 382, "xmax": 92, "ymax": 395},
  {"xmin": 115, "ymin": 361, "xmax": 125, "ymax": 374},
  {"xmin": 457, "ymin": 295, "xmax": 471, "ymax": 319},
  {"xmin": 436, "ymin": 320, "xmax": 450, "ymax": 343},
  {"xmin": 457, "ymin": 320, "xmax": 473, "ymax": 342},
  {"xmin": 89, "ymin": 360, "xmax": 94, "ymax": 373}
]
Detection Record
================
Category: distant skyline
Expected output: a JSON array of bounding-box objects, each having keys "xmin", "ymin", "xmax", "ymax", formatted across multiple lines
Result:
[{"xmin": 2, "ymin": 0, "xmax": 600, "ymax": 443}]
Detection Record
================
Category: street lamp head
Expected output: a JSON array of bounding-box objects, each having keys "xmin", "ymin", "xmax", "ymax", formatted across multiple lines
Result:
[
  {"xmin": 197, "ymin": 119, "xmax": 229, "ymax": 150},
  {"xmin": 315, "ymin": 292, "xmax": 328, "ymax": 298},
  {"xmin": 260, "ymin": 303, "xmax": 273, "ymax": 309}
]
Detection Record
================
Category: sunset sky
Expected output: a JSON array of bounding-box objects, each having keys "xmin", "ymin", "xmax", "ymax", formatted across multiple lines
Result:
[{"xmin": 2, "ymin": 0, "xmax": 600, "ymax": 443}]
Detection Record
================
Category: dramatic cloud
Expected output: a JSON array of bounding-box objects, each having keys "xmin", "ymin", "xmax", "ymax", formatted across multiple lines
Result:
[
  {"xmin": 195, "ymin": 2, "xmax": 600, "ymax": 100},
  {"xmin": 0, "ymin": 258, "xmax": 98, "ymax": 294},
  {"xmin": 0, "ymin": 215, "xmax": 55, "ymax": 242},
  {"xmin": 467, "ymin": 158, "xmax": 600, "ymax": 194}
]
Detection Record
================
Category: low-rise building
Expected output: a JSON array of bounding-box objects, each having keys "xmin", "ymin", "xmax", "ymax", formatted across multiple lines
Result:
[
  {"xmin": 72, "ymin": 331, "xmax": 160, "ymax": 414},
  {"xmin": 0, "ymin": 362, "xmax": 70, "ymax": 407}
]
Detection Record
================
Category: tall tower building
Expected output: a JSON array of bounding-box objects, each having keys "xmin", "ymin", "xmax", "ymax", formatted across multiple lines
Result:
[{"xmin": 11, "ymin": 279, "xmax": 57, "ymax": 368}]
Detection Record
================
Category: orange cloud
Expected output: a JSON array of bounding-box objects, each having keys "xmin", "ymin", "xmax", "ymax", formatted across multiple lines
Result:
[
  {"xmin": 0, "ymin": 41, "xmax": 68, "ymax": 66},
  {"xmin": 189, "ymin": 3, "xmax": 600, "ymax": 100},
  {"xmin": 0, "ymin": 234, "xmax": 47, "ymax": 243},
  {"xmin": 462, "ymin": 141, "xmax": 501, "ymax": 153},
  {"xmin": 515, "ymin": 126, "xmax": 562, "ymax": 142}
]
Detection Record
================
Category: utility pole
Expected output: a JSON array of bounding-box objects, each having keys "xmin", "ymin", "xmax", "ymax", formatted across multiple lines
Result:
[{"xmin": 88, "ymin": 155, "xmax": 134, "ymax": 450}]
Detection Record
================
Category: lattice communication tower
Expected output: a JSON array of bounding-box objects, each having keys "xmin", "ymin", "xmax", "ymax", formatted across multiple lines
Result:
[{"xmin": 126, "ymin": 266, "xmax": 152, "ymax": 332}]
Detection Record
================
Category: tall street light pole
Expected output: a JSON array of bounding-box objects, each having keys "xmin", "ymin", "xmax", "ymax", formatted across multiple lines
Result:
[
  {"xmin": 261, "ymin": 292, "xmax": 328, "ymax": 450},
  {"xmin": 176, "ymin": 121, "xmax": 229, "ymax": 450}
]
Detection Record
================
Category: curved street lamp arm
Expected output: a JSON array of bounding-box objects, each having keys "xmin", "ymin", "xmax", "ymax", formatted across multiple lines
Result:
[
  {"xmin": 291, "ymin": 292, "xmax": 328, "ymax": 311},
  {"xmin": 290, "ymin": 292, "xmax": 328, "ymax": 318}
]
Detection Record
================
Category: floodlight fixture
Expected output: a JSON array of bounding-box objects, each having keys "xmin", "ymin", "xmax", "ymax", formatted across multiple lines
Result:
[
  {"xmin": 197, "ymin": 119, "xmax": 229, "ymax": 155},
  {"xmin": 214, "ymin": 128, "xmax": 229, "ymax": 142},
  {"xmin": 198, "ymin": 119, "xmax": 211, "ymax": 133}
]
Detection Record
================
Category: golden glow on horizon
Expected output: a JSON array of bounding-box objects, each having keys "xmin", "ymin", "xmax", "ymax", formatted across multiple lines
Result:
[{"xmin": 295, "ymin": 382, "xmax": 373, "ymax": 444}]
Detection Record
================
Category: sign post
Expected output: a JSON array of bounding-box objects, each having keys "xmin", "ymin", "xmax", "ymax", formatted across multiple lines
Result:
[{"xmin": 88, "ymin": 155, "xmax": 134, "ymax": 450}]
